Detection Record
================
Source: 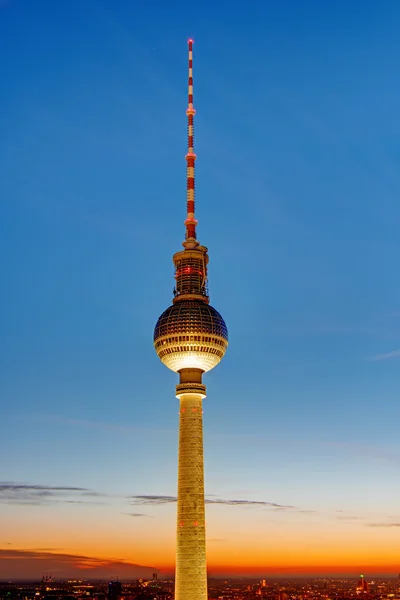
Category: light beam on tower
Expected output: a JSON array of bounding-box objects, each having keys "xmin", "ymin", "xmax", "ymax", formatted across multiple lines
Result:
[{"xmin": 153, "ymin": 39, "xmax": 228, "ymax": 600}]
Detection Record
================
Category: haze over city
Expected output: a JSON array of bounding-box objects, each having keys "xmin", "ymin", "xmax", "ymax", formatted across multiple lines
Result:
[{"xmin": 1, "ymin": 0, "xmax": 400, "ymax": 583}]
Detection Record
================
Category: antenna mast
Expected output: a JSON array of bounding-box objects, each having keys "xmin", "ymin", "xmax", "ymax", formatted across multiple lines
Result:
[{"xmin": 184, "ymin": 38, "xmax": 198, "ymax": 242}]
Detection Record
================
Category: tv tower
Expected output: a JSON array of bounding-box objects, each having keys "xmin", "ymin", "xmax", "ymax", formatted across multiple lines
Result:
[{"xmin": 154, "ymin": 40, "xmax": 228, "ymax": 600}]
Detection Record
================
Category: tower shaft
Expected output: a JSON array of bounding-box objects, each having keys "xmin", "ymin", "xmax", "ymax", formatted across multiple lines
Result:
[{"xmin": 175, "ymin": 383, "xmax": 207, "ymax": 600}]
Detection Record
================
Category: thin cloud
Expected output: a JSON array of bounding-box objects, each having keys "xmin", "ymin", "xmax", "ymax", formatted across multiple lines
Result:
[
  {"xmin": 273, "ymin": 322, "xmax": 392, "ymax": 338},
  {"xmin": 30, "ymin": 548, "xmax": 63, "ymax": 552},
  {"xmin": 40, "ymin": 415, "xmax": 169, "ymax": 435},
  {"xmin": 0, "ymin": 549, "xmax": 157, "ymax": 579},
  {"xmin": 129, "ymin": 495, "xmax": 294, "ymax": 509},
  {"xmin": 208, "ymin": 435, "xmax": 400, "ymax": 470},
  {"xmin": 123, "ymin": 513, "xmax": 153, "ymax": 518},
  {"xmin": 369, "ymin": 349, "xmax": 400, "ymax": 362},
  {"xmin": 61, "ymin": 500, "xmax": 105, "ymax": 505},
  {"xmin": 206, "ymin": 498, "xmax": 294, "ymax": 508},
  {"xmin": 0, "ymin": 483, "xmax": 105, "ymax": 506},
  {"xmin": 366, "ymin": 522, "xmax": 400, "ymax": 528},
  {"xmin": 129, "ymin": 495, "xmax": 176, "ymax": 505},
  {"xmin": 295, "ymin": 510, "xmax": 318, "ymax": 514},
  {"xmin": 0, "ymin": 483, "xmax": 87, "ymax": 492}
]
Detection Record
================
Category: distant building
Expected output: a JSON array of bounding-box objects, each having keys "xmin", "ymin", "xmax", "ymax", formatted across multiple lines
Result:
[
  {"xmin": 152, "ymin": 573, "xmax": 158, "ymax": 582},
  {"xmin": 357, "ymin": 575, "xmax": 368, "ymax": 594},
  {"xmin": 108, "ymin": 581, "xmax": 122, "ymax": 600}
]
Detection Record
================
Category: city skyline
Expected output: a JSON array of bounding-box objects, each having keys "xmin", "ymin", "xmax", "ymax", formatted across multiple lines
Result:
[{"xmin": 2, "ymin": 0, "xmax": 400, "ymax": 581}]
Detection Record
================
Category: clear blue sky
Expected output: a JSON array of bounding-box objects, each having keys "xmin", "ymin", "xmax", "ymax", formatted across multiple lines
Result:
[{"xmin": 1, "ymin": 0, "xmax": 400, "ymax": 577}]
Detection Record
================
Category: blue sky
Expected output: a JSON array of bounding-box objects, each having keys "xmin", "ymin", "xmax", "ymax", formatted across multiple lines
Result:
[{"xmin": 1, "ymin": 0, "xmax": 400, "ymax": 576}]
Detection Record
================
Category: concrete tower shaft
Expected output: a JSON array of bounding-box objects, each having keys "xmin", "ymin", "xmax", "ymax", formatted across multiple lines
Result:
[{"xmin": 175, "ymin": 378, "xmax": 207, "ymax": 600}]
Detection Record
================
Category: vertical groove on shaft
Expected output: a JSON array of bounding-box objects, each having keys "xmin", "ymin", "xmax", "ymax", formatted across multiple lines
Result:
[{"xmin": 175, "ymin": 393, "xmax": 207, "ymax": 600}]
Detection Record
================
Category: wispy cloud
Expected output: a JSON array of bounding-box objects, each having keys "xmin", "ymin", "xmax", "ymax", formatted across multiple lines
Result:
[
  {"xmin": 129, "ymin": 495, "xmax": 176, "ymax": 505},
  {"xmin": 337, "ymin": 515, "xmax": 365, "ymax": 522},
  {"xmin": 366, "ymin": 522, "xmax": 400, "ymax": 528},
  {"xmin": 0, "ymin": 549, "xmax": 157, "ymax": 579},
  {"xmin": 295, "ymin": 510, "xmax": 318, "ymax": 514},
  {"xmin": 272, "ymin": 321, "xmax": 394, "ymax": 338},
  {"xmin": 123, "ymin": 513, "xmax": 153, "ymax": 518},
  {"xmin": 0, "ymin": 483, "xmax": 105, "ymax": 506},
  {"xmin": 61, "ymin": 500, "xmax": 105, "ymax": 505},
  {"xmin": 30, "ymin": 548, "xmax": 63, "ymax": 552},
  {"xmin": 369, "ymin": 349, "xmax": 400, "ymax": 362},
  {"xmin": 207, "ymin": 498, "xmax": 294, "ymax": 508},
  {"xmin": 40, "ymin": 415, "xmax": 169, "ymax": 435},
  {"xmin": 128, "ymin": 495, "xmax": 294, "ymax": 509}
]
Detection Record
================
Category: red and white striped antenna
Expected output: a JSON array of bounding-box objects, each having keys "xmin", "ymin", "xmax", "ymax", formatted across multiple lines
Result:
[{"xmin": 184, "ymin": 38, "xmax": 198, "ymax": 241}]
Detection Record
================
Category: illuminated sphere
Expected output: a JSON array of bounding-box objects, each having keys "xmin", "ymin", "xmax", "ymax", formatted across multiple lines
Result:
[{"xmin": 154, "ymin": 300, "xmax": 228, "ymax": 373}]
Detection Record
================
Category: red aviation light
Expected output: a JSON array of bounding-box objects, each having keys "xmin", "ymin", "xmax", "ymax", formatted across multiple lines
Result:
[{"xmin": 175, "ymin": 266, "xmax": 203, "ymax": 278}]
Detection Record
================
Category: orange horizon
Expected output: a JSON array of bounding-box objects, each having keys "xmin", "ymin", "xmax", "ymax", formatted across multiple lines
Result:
[
  {"xmin": 3, "ymin": 547, "xmax": 400, "ymax": 577},
  {"xmin": 157, "ymin": 564, "xmax": 400, "ymax": 576},
  {"xmin": 148, "ymin": 558, "xmax": 400, "ymax": 576},
  {"xmin": 2, "ymin": 546, "xmax": 400, "ymax": 580}
]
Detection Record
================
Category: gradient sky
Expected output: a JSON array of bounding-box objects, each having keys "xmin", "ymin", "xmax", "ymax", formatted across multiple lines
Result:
[{"xmin": 1, "ymin": 0, "xmax": 400, "ymax": 580}]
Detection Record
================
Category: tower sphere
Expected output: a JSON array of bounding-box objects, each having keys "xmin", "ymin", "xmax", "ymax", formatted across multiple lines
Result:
[{"xmin": 154, "ymin": 300, "xmax": 228, "ymax": 373}]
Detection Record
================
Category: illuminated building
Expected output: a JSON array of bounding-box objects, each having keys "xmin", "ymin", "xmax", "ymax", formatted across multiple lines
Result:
[
  {"xmin": 154, "ymin": 40, "xmax": 228, "ymax": 600},
  {"xmin": 357, "ymin": 575, "xmax": 368, "ymax": 594}
]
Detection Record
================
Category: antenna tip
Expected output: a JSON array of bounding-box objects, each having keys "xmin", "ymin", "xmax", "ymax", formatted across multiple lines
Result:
[{"xmin": 187, "ymin": 38, "xmax": 194, "ymax": 44}]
